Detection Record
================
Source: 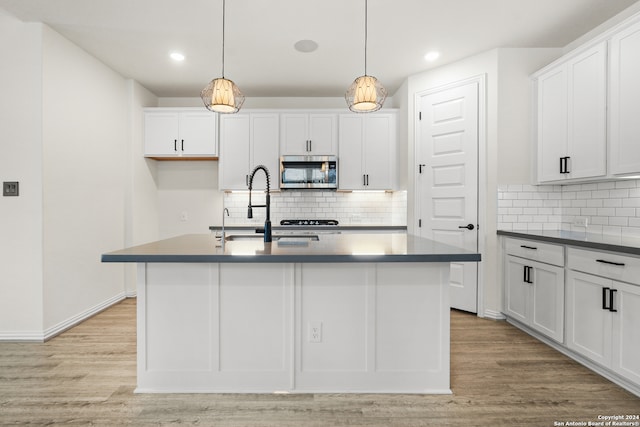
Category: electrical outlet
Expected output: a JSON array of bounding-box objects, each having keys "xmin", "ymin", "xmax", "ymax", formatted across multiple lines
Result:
[
  {"xmin": 3, "ymin": 181, "xmax": 19, "ymax": 197},
  {"xmin": 573, "ymin": 217, "xmax": 588, "ymax": 227},
  {"xmin": 308, "ymin": 321, "xmax": 322, "ymax": 343}
]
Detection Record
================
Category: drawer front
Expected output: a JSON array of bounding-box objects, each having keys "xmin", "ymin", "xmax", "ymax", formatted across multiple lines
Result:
[
  {"xmin": 504, "ymin": 237, "xmax": 565, "ymax": 267},
  {"xmin": 567, "ymin": 247, "xmax": 640, "ymax": 285}
]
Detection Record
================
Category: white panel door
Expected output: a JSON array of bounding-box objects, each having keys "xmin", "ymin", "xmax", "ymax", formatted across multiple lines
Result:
[
  {"xmin": 179, "ymin": 112, "xmax": 217, "ymax": 156},
  {"xmin": 144, "ymin": 112, "xmax": 180, "ymax": 156},
  {"xmin": 364, "ymin": 114, "xmax": 392, "ymax": 190},
  {"xmin": 611, "ymin": 281, "xmax": 640, "ymax": 385},
  {"xmin": 566, "ymin": 270, "xmax": 612, "ymax": 367},
  {"xmin": 338, "ymin": 115, "xmax": 365, "ymax": 189},
  {"xmin": 417, "ymin": 80, "xmax": 479, "ymax": 313},
  {"xmin": 219, "ymin": 114, "xmax": 250, "ymax": 190},
  {"xmin": 610, "ymin": 20, "xmax": 640, "ymax": 175},
  {"xmin": 537, "ymin": 67, "xmax": 568, "ymax": 182},
  {"xmin": 250, "ymin": 113, "xmax": 280, "ymax": 190},
  {"xmin": 566, "ymin": 42, "xmax": 607, "ymax": 180}
]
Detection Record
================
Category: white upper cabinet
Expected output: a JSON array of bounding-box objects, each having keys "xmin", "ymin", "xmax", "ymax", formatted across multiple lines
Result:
[
  {"xmin": 535, "ymin": 42, "xmax": 607, "ymax": 183},
  {"xmin": 610, "ymin": 19, "xmax": 640, "ymax": 176},
  {"xmin": 280, "ymin": 113, "xmax": 337, "ymax": 155},
  {"xmin": 219, "ymin": 112, "xmax": 279, "ymax": 191},
  {"xmin": 144, "ymin": 108, "xmax": 217, "ymax": 159},
  {"xmin": 338, "ymin": 113, "xmax": 396, "ymax": 190}
]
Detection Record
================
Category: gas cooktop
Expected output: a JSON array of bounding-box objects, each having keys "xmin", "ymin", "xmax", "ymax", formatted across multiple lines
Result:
[{"xmin": 280, "ymin": 219, "xmax": 339, "ymax": 226}]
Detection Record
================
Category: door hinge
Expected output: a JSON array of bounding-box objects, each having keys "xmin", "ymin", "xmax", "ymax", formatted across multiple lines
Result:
[
  {"xmin": 418, "ymin": 112, "xmax": 422, "ymax": 120},
  {"xmin": 418, "ymin": 219, "xmax": 422, "ymax": 228}
]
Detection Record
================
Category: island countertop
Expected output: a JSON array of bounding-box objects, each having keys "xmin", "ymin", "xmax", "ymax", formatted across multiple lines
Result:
[{"xmin": 102, "ymin": 233, "xmax": 481, "ymax": 264}]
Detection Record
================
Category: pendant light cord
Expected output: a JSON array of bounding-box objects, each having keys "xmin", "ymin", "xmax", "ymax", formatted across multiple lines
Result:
[
  {"xmin": 221, "ymin": 0, "xmax": 226, "ymax": 78},
  {"xmin": 364, "ymin": 0, "xmax": 368, "ymax": 76}
]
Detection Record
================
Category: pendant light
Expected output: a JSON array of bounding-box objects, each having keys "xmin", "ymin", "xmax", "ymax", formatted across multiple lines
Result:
[
  {"xmin": 345, "ymin": 0, "xmax": 387, "ymax": 113},
  {"xmin": 201, "ymin": 0, "xmax": 245, "ymax": 113}
]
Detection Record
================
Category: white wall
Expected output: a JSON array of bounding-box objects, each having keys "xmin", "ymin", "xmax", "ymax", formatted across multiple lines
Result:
[
  {"xmin": 157, "ymin": 161, "xmax": 220, "ymax": 238},
  {"xmin": 40, "ymin": 26, "xmax": 129, "ymax": 332},
  {"xmin": 0, "ymin": 11, "xmax": 44, "ymax": 338},
  {"xmin": 125, "ymin": 81, "xmax": 159, "ymax": 294}
]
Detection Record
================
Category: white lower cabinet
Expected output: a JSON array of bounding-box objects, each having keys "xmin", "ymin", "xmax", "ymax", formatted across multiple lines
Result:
[
  {"xmin": 566, "ymin": 249, "xmax": 640, "ymax": 386},
  {"xmin": 504, "ymin": 249, "xmax": 564, "ymax": 343},
  {"xmin": 503, "ymin": 236, "xmax": 640, "ymax": 395}
]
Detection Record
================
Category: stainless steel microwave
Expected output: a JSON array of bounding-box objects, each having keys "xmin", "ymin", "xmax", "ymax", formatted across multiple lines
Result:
[{"xmin": 280, "ymin": 155, "xmax": 338, "ymax": 189}]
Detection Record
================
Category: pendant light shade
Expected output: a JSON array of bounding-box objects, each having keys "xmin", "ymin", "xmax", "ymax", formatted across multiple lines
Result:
[
  {"xmin": 201, "ymin": 77, "xmax": 244, "ymax": 114},
  {"xmin": 201, "ymin": 0, "xmax": 244, "ymax": 114},
  {"xmin": 346, "ymin": 75, "xmax": 387, "ymax": 112},
  {"xmin": 346, "ymin": 0, "xmax": 387, "ymax": 113}
]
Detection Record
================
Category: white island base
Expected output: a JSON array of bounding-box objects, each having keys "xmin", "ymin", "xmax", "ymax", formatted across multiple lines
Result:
[{"xmin": 136, "ymin": 261, "xmax": 450, "ymax": 394}]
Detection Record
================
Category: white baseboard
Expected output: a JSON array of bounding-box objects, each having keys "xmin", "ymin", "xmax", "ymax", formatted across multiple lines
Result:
[
  {"xmin": 0, "ymin": 292, "xmax": 126, "ymax": 342},
  {"xmin": 43, "ymin": 292, "xmax": 127, "ymax": 341},
  {"xmin": 481, "ymin": 308, "xmax": 506, "ymax": 320}
]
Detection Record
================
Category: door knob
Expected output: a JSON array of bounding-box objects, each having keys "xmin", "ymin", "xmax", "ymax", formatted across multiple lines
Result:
[{"xmin": 458, "ymin": 224, "xmax": 475, "ymax": 230}]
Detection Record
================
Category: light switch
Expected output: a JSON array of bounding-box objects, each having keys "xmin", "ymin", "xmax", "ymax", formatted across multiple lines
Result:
[{"xmin": 3, "ymin": 181, "xmax": 19, "ymax": 197}]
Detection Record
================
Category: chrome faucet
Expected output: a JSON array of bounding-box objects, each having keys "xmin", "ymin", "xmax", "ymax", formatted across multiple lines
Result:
[
  {"xmin": 221, "ymin": 207, "xmax": 229, "ymax": 241},
  {"xmin": 247, "ymin": 165, "xmax": 272, "ymax": 243}
]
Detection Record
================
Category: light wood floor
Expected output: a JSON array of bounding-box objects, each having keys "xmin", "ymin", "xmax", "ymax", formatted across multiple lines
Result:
[{"xmin": 0, "ymin": 298, "xmax": 638, "ymax": 426}]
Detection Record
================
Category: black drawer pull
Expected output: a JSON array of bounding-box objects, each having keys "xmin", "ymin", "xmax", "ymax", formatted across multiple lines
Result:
[
  {"xmin": 596, "ymin": 259, "xmax": 625, "ymax": 267},
  {"xmin": 609, "ymin": 288, "xmax": 618, "ymax": 313},
  {"xmin": 520, "ymin": 245, "xmax": 537, "ymax": 250},
  {"xmin": 523, "ymin": 265, "xmax": 533, "ymax": 284},
  {"xmin": 602, "ymin": 287, "xmax": 610, "ymax": 310}
]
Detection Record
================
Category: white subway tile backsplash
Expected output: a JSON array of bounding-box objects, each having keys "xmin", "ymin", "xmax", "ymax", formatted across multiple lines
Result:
[
  {"xmin": 497, "ymin": 178, "xmax": 640, "ymax": 238},
  {"xmin": 224, "ymin": 190, "xmax": 407, "ymax": 226}
]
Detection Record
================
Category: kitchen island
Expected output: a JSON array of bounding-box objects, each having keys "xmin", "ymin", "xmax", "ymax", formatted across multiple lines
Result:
[{"xmin": 102, "ymin": 233, "xmax": 480, "ymax": 394}]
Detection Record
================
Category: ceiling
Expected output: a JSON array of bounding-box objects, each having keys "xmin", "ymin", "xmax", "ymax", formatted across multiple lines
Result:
[{"xmin": 0, "ymin": 0, "xmax": 638, "ymax": 98}]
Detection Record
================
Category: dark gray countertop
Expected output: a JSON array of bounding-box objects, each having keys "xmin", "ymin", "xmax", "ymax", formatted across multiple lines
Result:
[
  {"xmin": 208, "ymin": 225, "xmax": 408, "ymax": 232},
  {"xmin": 102, "ymin": 233, "xmax": 481, "ymax": 264},
  {"xmin": 497, "ymin": 229, "xmax": 640, "ymax": 256}
]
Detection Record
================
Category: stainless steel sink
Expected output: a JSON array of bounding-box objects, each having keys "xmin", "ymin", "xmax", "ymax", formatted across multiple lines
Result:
[{"xmin": 224, "ymin": 234, "xmax": 319, "ymax": 241}]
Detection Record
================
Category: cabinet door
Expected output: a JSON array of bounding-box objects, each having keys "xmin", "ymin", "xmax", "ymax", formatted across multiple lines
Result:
[
  {"xmin": 250, "ymin": 114, "xmax": 280, "ymax": 190},
  {"xmin": 610, "ymin": 20, "xmax": 640, "ymax": 175},
  {"xmin": 504, "ymin": 256, "xmax": 529, "ymax": 324},
  {"xmin": 179, "ymin": 112, "xmax": 217, "ymax": 156},
  {"xmin": 364, "ymin": 114, "xmax": 394, "ymax": 190},
  {"xmin": 338, "ymin": 115, "xmax": 365, "ymax": 190},
  {"xmin": 144, "ymin": 112, "xmax": 180, "ymax": 156},
  {"xmin": 280, "ymin": 114, "xmax": 308, "ymax": 155},
  {"xmin": 565, "ymin": 270, "xmax": 612, "ymax": 367},
  {"xmin": 219, "ymin": 115, "xmax": 250, "ymax": 190},
  {"xmin": 537, "ymin": 67, "xmax": 568, "ymax": 183},
  {"xmin": 566, "ymin": 42, "xmax": 607, "ymax": 180},
  {"xmin": 611, "ymin": 281, "xmax": 640, "ymax": 385},
  {"xmin": 308, "ymin": 114, "xmax": 337, "ymax": 155},
  {"xmin": 530, "ymin": 260, "xmax": 564, "ymax": 343}
]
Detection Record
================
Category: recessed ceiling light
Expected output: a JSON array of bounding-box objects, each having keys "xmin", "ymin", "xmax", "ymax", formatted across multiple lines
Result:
[
  {"xmin": 170, "ymin": 52, "xmax": 185, "ymax": 62},
  {"xmin": 424, "ymin": 51, "xmax": 440, "ymax": 62},
  {"xmin": 294, "ymin": 40, "xmax": 319, "ymax": 53}
]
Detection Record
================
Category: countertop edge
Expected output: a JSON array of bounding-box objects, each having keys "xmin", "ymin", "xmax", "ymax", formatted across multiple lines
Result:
[
  {"xmin": 497, "ymin": 230, "xmax": 640, "ymax": 256},
  {"xmin": 102, "ymin": 253, "xmax": 481, "ymax": 263}
]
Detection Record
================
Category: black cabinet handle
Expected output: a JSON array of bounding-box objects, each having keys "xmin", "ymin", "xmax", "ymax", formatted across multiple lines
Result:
[
  {"xmin": 602, "ymin": 287, "xmax": 610, "ymax": 310},
  {"xmin": 559, "ymin": 156, "xmax": 571, "ymax": 174},
  {"xmin": 174, "ymin": 139, "xmax": 177, "ymax": 152},
  {"xmin": 181, "ymin": 139, "xmax": 184, "ymax": 151},
  {"xmin": 596, "ymin": 259, "xmax": 625, "ymax": 266},
  {"xmin": 366, "ymin": 174, "xmax": 369, "ymax": 186},
  {"xmin": 523, "ymin": 266, "xmax": 533, "ymax": 284},
  {"xmin": 609, "ymin": 289, "xmax": 618, "ymax": 312},
  {"xmin": 520, "ymin": 245, "xmax": 537, "ymax": 250}
]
